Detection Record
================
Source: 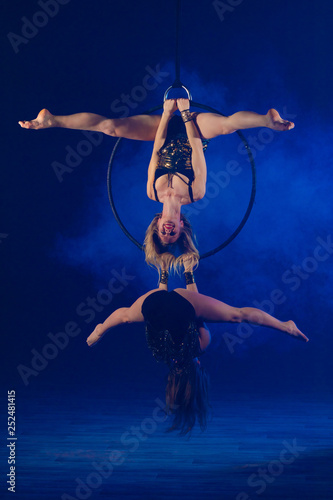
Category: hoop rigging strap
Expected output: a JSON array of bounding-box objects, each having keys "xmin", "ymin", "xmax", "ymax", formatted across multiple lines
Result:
[
  {"xmin": 107, "ymin": 102, "xmax": 256, "ymax": 260},
  {"xmin": 163, "ymin": 0, "xmax": 192, "ymax": 102},
  {"xmin": 175, "ymin": 0, "xmax": 181, "ymax": 86}
]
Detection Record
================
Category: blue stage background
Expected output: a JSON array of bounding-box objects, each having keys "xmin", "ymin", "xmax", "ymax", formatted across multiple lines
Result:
[{"xmin": 1, "ymin": 1, "xmax": 333, "ymax": 497}]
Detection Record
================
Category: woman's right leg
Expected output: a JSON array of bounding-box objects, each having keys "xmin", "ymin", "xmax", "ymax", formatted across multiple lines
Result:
[
  {"xmin": 18, "ymin": 109, "xmax": 161, "ymax": 141},
  {"xmin": 87, "ymin": 289, "xmax": 162, "ymax": 346}
]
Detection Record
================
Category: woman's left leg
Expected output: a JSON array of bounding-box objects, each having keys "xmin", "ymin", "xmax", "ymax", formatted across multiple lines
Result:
[
  {"xmin": 195, "ymin": 109, "xmax": 294, "ymax": 139},
  {"xmin": 174, "ymin": 289, "xmax": 308, "ymax": 341},
  {"xmin": 19, "ymin": 109, "xmax": 161, "ymax": 141}
]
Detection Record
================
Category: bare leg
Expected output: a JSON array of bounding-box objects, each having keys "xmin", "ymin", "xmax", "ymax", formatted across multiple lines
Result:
[
  {"xmin": 173, "ymin": 289, "xmax": 309, "ymax": 342},
  {"xmin": 196, "ymin": 109, "xmax": 295, "ymax": 139},
  {"xmin": 19, "ymin": 109, "xmax": 161, "ymax": 141},
  {"xmin": 86, "ymin": 289, "xmax": 162, "ymax": 346}
]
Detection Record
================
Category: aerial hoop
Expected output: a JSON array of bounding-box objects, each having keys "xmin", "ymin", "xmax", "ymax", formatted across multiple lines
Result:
[
  {"xmin": 164, "ymin": 82, "xmax": 192, "ymax": 102},
  {"xmin": 107, "ymin": 102, "xmax": 257, "ymax": 259},
  {"xmin": 106, "ymin": 0, "xmax": 256, "ymax": 258}
]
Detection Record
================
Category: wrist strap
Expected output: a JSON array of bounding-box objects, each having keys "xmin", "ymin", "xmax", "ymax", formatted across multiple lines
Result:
[
  {"xmin": 159, "ymin": 270, "xmax": 169, "ymax": 285},
  {"xmin": 184, "ymin": 271, "xmax": 195, "ymax": 285},
  {"xmin": 180, "ymin": 109, "xmax": 193, "ymax": 123}
]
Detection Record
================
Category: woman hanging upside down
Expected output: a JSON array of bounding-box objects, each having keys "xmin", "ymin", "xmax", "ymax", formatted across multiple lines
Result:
[
  {"xmin": 86, "ymin": 264, "xmax": 308, "ymax": 435},
  {"xmin": 19, "ymin": 100, "xmax": 294, "ymax": 272}
]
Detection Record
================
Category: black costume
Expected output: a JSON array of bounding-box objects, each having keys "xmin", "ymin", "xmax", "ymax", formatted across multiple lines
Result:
[
  {"xmin": 153, "ymin": 115, "xmax": 209, "ymax": 203},
  {"xmin": 141, "ymin": 290, "xmax": 203, "ymax": 372}
]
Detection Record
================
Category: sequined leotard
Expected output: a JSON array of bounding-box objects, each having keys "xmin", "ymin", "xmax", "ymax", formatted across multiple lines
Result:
[
  {"xmin": 153, "ymin": 115, "xmax": 209, "ymax": 203},
  {"xmin": 141, "ymin": 290, "xmax": 204, "ymax": 372}
]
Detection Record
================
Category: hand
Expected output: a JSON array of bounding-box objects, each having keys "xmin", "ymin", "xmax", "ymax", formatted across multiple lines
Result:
[
  {"xmin": 163, "ymin": 99, "xmax": 177, "ymax": 116},
  {"xmin": 177, "ymin": 98, "xmax": 190, "ymax": 112}
]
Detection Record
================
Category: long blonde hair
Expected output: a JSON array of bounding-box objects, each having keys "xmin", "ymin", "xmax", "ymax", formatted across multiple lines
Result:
[{"xmin": 143, "ymin": 213, "xmax": 199, "ymax": 274}]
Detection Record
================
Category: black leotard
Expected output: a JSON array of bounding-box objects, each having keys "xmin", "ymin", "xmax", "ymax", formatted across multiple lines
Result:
[
  {"xmin": 153, "ymin": 115, "xmax": 209, "ymax": 203},
  {"xmin": 141, "ymin": 290, "xmax": 203, "ymax": 371}
]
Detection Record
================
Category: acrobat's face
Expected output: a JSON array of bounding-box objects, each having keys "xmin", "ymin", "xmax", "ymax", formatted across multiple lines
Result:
[{"xmin": 157, "ymin": 216, "xmax": 184, "ymax": 245}]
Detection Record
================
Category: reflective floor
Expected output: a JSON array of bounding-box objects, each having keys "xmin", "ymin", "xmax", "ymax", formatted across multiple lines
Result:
[{"xmin": 3, "ymin": 387, "xmax": 333, "ymax": 500}]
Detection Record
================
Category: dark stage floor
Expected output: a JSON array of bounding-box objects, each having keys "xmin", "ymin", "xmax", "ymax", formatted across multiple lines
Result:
[{"xmin": 1, "ymin": 388, "xmax": 333, "ymax": 500}]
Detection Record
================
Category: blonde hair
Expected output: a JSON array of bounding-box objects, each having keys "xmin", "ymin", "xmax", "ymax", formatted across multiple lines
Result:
[{"xmin": 144, "ymin": 213, "xmax": 199, "ymax": 274}]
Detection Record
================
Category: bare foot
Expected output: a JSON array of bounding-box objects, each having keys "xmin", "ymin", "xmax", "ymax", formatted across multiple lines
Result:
[
  {"xmin": 284, "ymin": 320, "xmax": 309, "ymax": 342},
  {"xmin": 18, "ymin": 108, "xmax": 55, "ymax": 130},
  {"xmin": 86, "ymin": 324, "xmax": 104, "ymax": 347},
  {"xmin": 267, "ymin": 109, "xmax": 294, "ymax": 131}
]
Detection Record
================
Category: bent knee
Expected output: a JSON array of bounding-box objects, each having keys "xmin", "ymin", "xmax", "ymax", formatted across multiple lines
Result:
[
  {"xmin": 222, "ymin": 116, "xmax": 238, "ymax": 135},
  {"xmin": 230, "ymin": 307, "xmax": 244, "ymax": 323},
  {"xmin": 120, "ymin": 307, "xmax": 132, "ymax": 324},
  {"xmin": 99, "ymin": 119, "xmax": 117, "ymax": 137}
]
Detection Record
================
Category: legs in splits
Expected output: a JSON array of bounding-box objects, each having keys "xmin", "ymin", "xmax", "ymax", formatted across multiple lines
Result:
[
  {"xmin": 173, "ymin": 289, "xmax": 308, "ymax": 342},
  {"xmin": 19, "ymin": 109, "xmax": 161, "ymax": 141},
  {"xmin": 86, "ymin": 289, "xmax": 162, "ymax": 346},
  {"xmin": 195, "ymin": 109, "xmax": 295, "ymax": 139},
  {"xmin": 19, "ymin": 107, "xmax": 294, "ymax": 141}
]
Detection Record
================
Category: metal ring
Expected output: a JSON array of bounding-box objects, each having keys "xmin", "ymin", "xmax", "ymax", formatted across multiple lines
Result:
[{"xmin": 163, "ymin": 85, "xmax": 192, "ymax": 102}]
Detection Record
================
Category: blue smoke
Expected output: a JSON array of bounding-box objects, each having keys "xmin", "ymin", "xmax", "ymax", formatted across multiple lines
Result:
[{"xmin": 50, "ymin": 59, "xmax": 333, "ymax": 366}]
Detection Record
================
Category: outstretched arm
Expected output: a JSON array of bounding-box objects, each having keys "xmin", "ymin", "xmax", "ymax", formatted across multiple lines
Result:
[
  {"xmin": 177, "ymin": 98, "xmax": 207, "ymax": 201},
  {"xmin": 147, "ymin": 99, "xmax": 177, "ymax": 199},
  {"xmin": 183, "ymin": 256, "xmax": 199, "ymax": 293},
  {"xmin": 177, "ymin": 260, "xmax": 212, "ymax": 349},
  {"xmin": 157, "ymin": 259, "xmax": 170, "ymax": 291}
]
